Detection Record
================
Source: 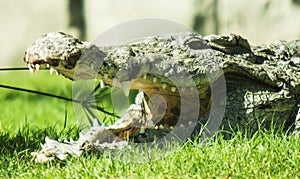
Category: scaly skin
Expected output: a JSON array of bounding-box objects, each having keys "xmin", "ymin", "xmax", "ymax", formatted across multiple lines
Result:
[{"xmin": 24, "ymin": 32, "xmax": 300, "ymax": 133}]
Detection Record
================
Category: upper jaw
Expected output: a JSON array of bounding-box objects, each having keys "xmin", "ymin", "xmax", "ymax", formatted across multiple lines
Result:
[{"xmin": 23, "ymin": 32, "xmax": 86, "ymax": 76}]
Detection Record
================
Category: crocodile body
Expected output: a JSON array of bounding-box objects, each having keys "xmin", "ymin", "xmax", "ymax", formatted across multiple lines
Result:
[{"xmin": 24, "ymin": 32, "xmax": 300, "ymax": 162}]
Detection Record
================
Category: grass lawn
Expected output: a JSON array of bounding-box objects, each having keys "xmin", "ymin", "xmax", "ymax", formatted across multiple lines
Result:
[{"xmin": 0, "ymin": 71, "xmax": 300, "ymax": 178}]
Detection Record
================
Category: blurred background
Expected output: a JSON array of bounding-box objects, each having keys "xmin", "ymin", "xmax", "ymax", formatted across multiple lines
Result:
[
  {"xmin": 1, "ymin": 0, "xmax": 300, "ymax": 67},
  {"xmin": 0, "ymin": 0, "xmax": 300, "ymax": 129}
]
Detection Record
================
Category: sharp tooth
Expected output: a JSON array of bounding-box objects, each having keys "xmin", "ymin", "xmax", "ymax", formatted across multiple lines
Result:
[
  {"xmin": 139, "ymin": 126, "xmax": 145, "ymax": 134},
  {"xmin": 40, "ymin": 143, "xmax": 44, "ymax": 148},
  {"xmin": 143, "ymin": 74, "xmax": 147, "ymax": 79},
  {"xmin": 103, "ymin": 73, "xmax": 108, "ymax": 79},
  {"xmin": 171, "ymin": 87, "xmax": 177, "ymax": 92},
  {"xmin": 143, "ymin": 98, "xmax": 151, "ymax": 115},
  {"xmin": 55, "ymin": 70, "xmax": 59, "ymax": 75},
  {"xmin": 64, "ymin": 139, "xmax": 68, "ymax": 143},
  {"xmin": 50, "ymin": 68, "xmax": 54, "ymax": 75},
  {"xmin": 159, "ymin": 124, "xmax": 164, "ymax": 129},
  {"xmin": 27, "ymin": 64, "xmax": 32, "ymax": 69},
  {"xmin": 155, "ymin": 125, "xmax": 159, "ymax": 130},
  {"xmin": 35, "ymin": 64, "xmax": 40, "ymax": 71},
  {"xmin": 170, "ymin": 126, "xmax": 174, "ymax": 130},
  {"xmin": 70, "ymin": 138, "xmax": 74, "ymax": 143},
  {"xmin": 99, "ymin": 80, "xmax": 105, "ymax": 88},
  {"xmin": 93, "ymin": 118, "xmax": 100, "ymax": 127},
  {"xmin": 45, "ymin": 136, "xmax": 51, "ymax": 143},
  {"xmin": 152, "ymin": 77, "xmax": 157, "ymax": 83},
  {"xmin": 79, "ymin": 132, "xmax": 84, "ymax": 139},
  {"xmin": 95, "ymin": 140, "xmax": 100, "ymax": 145},
  {"xmin": 147, "ymin": 120, "xmax": 154, "ymax": 128},
  {"xmin": 179, "ymin": 124, "xmax": 184, "ymax": 128},
  {"xmin": 121, "ymin": 81, "xmax": 131, "ymax": 97},
  {"xmin": 135, "ymin": 91, "xmax": 144, "ymax": 105},
  {"xmin": 188, "ymin": 121, "xmax": 193, "ymax": 126},
  {"xmin": 161, "ymin": 83, "xmax": 167, "ymax": 89},
  {"xmin": 46, "ymin": 64, "xmax": 50, "ymax": 68},
  {"xmin": 29, "ymin": 67, "xmax": 35, "ymax": 74}
]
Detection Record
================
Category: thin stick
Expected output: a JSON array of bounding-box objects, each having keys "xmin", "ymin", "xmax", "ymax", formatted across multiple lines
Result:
[
  {"xmin": 0, "ymin": 84, "xmax": 120, "ymax": 118},
  {"xmin": 0, "ymin": 84, "xmax": 80, "ymax": 103},
  {"xmin": 0, "ymin": 67, "xmax": 48, "ymax": 71}
]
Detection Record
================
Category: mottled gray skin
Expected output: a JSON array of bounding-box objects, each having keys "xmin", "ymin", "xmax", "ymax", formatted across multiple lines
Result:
[
  {"xmin": 24, "ymin": 32, "xmax": 300, "ymax": 132},
  {"xmin": 25, "ymin": 32, "xmax": 300, "ymax": 162}
]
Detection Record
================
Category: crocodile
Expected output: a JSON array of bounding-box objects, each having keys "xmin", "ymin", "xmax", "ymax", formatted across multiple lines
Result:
[{"xmin": 24, "ymin": 32, "xmax": 300, "ymax": 162}]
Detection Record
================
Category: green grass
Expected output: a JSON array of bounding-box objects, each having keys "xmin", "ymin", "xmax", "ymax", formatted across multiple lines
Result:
[{"xmin": 0, "ymin": 71, "xmax": 300, "ymax": 178}]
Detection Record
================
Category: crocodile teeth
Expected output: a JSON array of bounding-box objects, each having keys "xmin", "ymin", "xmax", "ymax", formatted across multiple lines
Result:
[
  {"xmin": 28, "ymin": 64, "xmax": 35, "ymax": 74},
  {"xmin": 35, "ymin": 64, "xmax": 40, "ymax": 71},
  {"xmin": 170, "ymin": 126, "xmax": 174, "ymax": 130},
  {"xmin": 135, "ymin": 91, "xmax": 144, "ymax": 105},
  {"xmin": 171, "ymin": 87, "xmax": 177, "ymax": 92},
  {"xmin": 45, "ymin": 136, "xmax": 51, "ymax": 143},
  {"xmin": 29, "ymin": 67, "xmax": 35, "ymax": 74},
  {"xmin": 152, "ymin": 77, "xmax": 157, "ymax": 83},
  {"xmin": 79, "ymin": 132, "xmax": 84, "ymax": 140},
  {"xmin": 147, "ymin": 120, "xmax": 154, "ymax": 128},
  {"xmin": 103, "ymin": 73, "xmax": 108, "ymax": 79},
  {"xmin": 159, "ymin": 124, "xmax": 164, "ymax": 129},
  {"xmin": 121, "ymin": 81, "xmax": 131, "ymax": 97},
  {"xmin": 95, "ymin": 140, "xmax": 100, "ymax": 145},
  {"xmin": 161, "ymin": 83, "xmax": 167, "ymax": 89},
  {"xmin": 64, "ymin": 139, "xmax": 68, "ymax": 143},
  {"xmin": 50, "ymin": 68, "xmax": 55, "ymax": 75},
  {"xmin": 139, "ymin": 126, "xmax": 145, "ymax": 134},
  {"xmin": 143, "ymin": 98, "xmax": 151, "ymax": 115},
  {"xmin": 99, "ymin": 80, "xmax": 105, "ymax": 88},
  {"xmin": 92, "ymin": 118, "xmax": 100, "ymax": 127},
  {"xmin": 143, "ymin": 74, "xmax": 147, "ymax": 79},
  {"xmin": 46, "ymin": 64, "xmax": 50, "ymax": 68}
]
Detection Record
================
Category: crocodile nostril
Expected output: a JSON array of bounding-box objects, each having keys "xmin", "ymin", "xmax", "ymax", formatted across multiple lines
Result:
[{"xmin": 184, "ymin": 38, "xmax": 209, "ymax": 50}]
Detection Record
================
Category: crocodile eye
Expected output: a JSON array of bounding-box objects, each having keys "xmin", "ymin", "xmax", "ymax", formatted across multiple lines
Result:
[{"xmin": 184, "ymin": 38, "xmax": 209, "ymax": 50}]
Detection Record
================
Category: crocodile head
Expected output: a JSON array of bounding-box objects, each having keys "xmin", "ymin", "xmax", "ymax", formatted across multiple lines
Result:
[{"xmin": 24, "ymin": 32, "xmax": 226, "ymax": 130}]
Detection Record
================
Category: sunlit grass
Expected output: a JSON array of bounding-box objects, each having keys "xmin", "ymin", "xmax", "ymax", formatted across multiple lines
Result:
[
  {"xmin": 0, "ymin": 71, "xmax": 76, "ymax": 130},
  {"xmin": 0, "ymin": 71, "xmax": 299, "ymax": 178},
  {"xmin": 0, "ymin": 124, "xmax": 299, "ymax": 178}
]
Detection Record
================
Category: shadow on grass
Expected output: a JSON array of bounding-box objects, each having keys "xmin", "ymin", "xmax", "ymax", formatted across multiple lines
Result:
[{"xmin": 0, "ymin": 121, "xmax": 81, "ymax": 158}]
